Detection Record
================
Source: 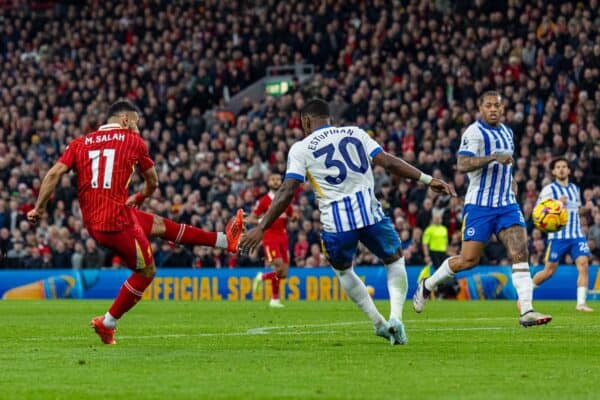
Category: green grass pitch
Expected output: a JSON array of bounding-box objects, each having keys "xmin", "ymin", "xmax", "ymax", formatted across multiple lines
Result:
[{"xmin": 0, "ymin": 300, "xmax": 598, "ymax": 399}]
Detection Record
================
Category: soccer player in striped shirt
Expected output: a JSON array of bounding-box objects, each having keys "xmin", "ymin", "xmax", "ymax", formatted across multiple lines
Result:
[
  {"xmin": 412, "ymin": 91, "xmax": 552, "ymax": 327},
  {"xmin": 27, "ymin": 100, "xmax": 244, "ymax": 344},
  {"xmin": 532, "ymin": 158, "xmax": 593, "ymax": 312},
  {"xmin": 239, "ymin": 98, "xmax": 455, "ymax": 345}
]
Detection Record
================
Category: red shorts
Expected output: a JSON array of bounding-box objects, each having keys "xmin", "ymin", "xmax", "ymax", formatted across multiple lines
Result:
[
  {"xmin": 132, "ymin": 209, "xmax": 155, "ymax": 236},
  {"xmin": 263, "ymin": 235, "xmax": 290, "ymax": 264},
  {"xmin": 88, "ymin": 212, "xmax": 154, "ymax": 271}
]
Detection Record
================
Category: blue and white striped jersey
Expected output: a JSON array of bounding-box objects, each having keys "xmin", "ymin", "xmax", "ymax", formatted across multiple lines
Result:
[
  {"xmin": 537, "ymin": 181, "xmax": 585, "ymax": 239},
  {"xmin": 285, "ymin": 125, "xmax": 386, "ymax": 233},
  {"xmin": 458, "ymin": 120, "xmax": 516, "ymax": 208}
]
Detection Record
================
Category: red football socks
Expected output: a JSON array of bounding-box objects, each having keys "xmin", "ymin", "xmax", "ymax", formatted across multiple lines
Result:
[
  {"xmin": 163, "ymin": 218, "xmax": 217, "ymax": 246},
  {"xmin": 109, "ymin": 273, "xmax": 154, "ymax": 319},
  {"xmin": 262, "ymin": 272, "xmax": 281, "ymax": 300}
]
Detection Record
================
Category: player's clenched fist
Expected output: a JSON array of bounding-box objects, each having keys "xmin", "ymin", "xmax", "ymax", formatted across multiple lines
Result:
[{"xmin": 27, "ymin": 208, "xmax": 43, "ymax": 223}]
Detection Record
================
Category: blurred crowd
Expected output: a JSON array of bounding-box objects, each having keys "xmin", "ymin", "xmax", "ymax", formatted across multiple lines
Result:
[{"xmin": 0, "ymin": 0, "xmax": 599, "ymax": 270}]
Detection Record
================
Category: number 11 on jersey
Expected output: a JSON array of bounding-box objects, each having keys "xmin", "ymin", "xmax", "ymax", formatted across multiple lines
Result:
[{"xmin": 88, "ymin": 149, "xmax": 115, "ymax": 189}]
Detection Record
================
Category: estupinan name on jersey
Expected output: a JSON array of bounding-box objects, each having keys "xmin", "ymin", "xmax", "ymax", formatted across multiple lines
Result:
[
  {"xmin": 85, "ymin": 133, "xmax": 126, "ymax": 145},
  {"xmin": 307, "ymin": 127, "xmax": 354, "ymax": 151}
]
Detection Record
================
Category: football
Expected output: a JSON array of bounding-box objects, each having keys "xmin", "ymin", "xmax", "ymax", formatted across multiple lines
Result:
[{"xmin": 532, "ymin": 199, "xmax": 568, "ymax": 233}]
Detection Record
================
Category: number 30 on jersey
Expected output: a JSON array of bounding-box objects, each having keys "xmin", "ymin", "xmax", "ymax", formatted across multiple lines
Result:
[{"xmin": 312, "ymin": 137, "xmax": 368, "ymax": 184}]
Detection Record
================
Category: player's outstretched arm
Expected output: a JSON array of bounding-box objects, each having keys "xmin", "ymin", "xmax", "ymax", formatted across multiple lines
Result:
[
  {"xmin": 27, "ymin": 162, "xmax": 70, "ymax": 223},
  {"xmin": 457, "ymin": 154, "xmax": 510, "ymax": 173},
  {"xmin": 239, "ymin": 178, "xmax": 301, "ymax": 253},
  {"xmin": 373, "ymin": 151, "xmax": 456, "ymax": 196}
]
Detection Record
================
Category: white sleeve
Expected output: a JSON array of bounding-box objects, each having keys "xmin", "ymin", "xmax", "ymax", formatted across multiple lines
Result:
[
  {"xmin": 457, "ymin": 126, "xmax": 483, "ymax": 157},
  {"xmin": 356, "ymin": 128, "xmax": 383, "ymax": 160},
  {"xmin": 285, "ymin": 143, "xmax": 306, "ymax": 182},
  {"xmin": 570, "ymin": 184, "xmax": 583, "ymax": 208},
  {"xmin": 537, "ymin": 185, "xmax": 555, "ymax": 204}
]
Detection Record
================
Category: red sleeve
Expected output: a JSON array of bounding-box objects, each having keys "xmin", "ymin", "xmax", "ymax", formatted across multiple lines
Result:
[
  {"xmin": 58, "ymin": 139, "xmax": 79, "ymax": 169},
  {"xmin": 286, "ymin": 204, "xmax": 294, "ymax": 217},
  {"xmin": 136, "ymin": 136, "xmax": 154, "ymax": 172},
  {"xmin": 253, "ymin": 198, "xmax": 267, "ymax": 217}
]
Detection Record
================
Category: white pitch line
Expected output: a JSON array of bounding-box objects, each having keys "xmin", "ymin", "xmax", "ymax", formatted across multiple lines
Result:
[
  {"xmin": 246, "ymin": 321, "xmax": 364, "ymax": 334},
  {"xmin": 17, "ymin": 320, "xmax": 600, "ymax": 342},
  {"xmin": 19, "ymin": 318, "xmax": 510, "ymax": 341}
]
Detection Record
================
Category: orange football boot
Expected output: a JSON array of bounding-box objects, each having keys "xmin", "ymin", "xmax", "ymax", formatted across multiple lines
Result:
[
  {"xmin": 90, "ymin": 316, "xmax": 116, "ymax": 345},
  {"xmin": 226, "ymin": 209, "xmax": 244, "ymax": 253}
]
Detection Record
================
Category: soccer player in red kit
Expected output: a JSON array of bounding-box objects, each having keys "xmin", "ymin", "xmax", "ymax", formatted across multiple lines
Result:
[
  {"xmin": 248, "ymin": 173, "xmax": 294, "ymax": 307},
  {"xmin": 27, "ymin": 100, "xmax": 244, "ymax": 344}
]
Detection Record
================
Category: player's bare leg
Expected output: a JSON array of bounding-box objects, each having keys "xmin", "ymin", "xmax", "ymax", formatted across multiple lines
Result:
[
  {"xmin": 253, "ymin": 258, "xmax": 288, "ymax": 308},
  {"xmin": 498, "ymin": 225, "xmax": 552, "ymax": 326},
  {"xmin": 413, "ymin": 241, "xmax": 484, "ymax": 313},
  {"xmin": 135, "ymin": 209, "xmax": 244, "ymax": 253},
  {"xmin": 532, "ymin": 261, "xmax": 558, "ymax": 286},
  {"xmin": 270, "ymin": 258, "xmax": 288, "ymax": 307},
  {"xmin": 575, "ymin": 256, "xmax": 593, "ymax": 312}
]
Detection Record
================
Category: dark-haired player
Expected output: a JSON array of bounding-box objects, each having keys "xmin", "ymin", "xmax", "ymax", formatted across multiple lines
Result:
[
  {"xmin": 240, "ymin": 98, "xmax": 455, "ymax": 345},
  {"xmin": 28, "ymin": 100, "xmax": 244, "ymax": 344},
  {"xmin": 533, "ymin": 157, "xmax": 593, "ymax": 312},
  {"xmin": 413, "ymin": 91, "xmax": 552, "ymax": 327},
  {"xmin": 248, "ymin": 172, "xmax": 294, "ymax": 308}
]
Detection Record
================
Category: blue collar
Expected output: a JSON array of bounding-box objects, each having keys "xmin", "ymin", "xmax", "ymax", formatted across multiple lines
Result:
[
  {"xmin": 312, "ymin": 124, "xmax": 332, "ymax": 133},
  {"xmin": 477, "ymin": 119, "xmax": 501, "ymax": 130}
]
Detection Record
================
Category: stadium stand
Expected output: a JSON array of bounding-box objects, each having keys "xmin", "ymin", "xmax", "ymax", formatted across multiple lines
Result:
[{"xmin": 0, "ymin": 0, "xmax": 598, "ymax": 269}]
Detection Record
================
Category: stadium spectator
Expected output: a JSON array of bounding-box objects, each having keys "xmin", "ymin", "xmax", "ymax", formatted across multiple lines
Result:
[
  {"xmin": 24, "ymin": 247, "xmax": 44, "ymax": 269},
  {"xmin": 293, "ymin": 232, "xmax": 309, "ymax": 266},
  {"xmin": 82, "ymin": 239, "xmax": 106, "ymax": 269},
  {"xmin": 6, "ymin": 238, "xmax": 26, "ymax": 267},
  {"xmin": 304, "ymin": 243, "xmax": 327, "ymax": 268},
  {"xmin": 160, "ymin": 246, "xmax": 194, "ymax": 268},
  {"xmin": 0, "ymin": 0, "xmax": 598, "ymax": 268},
  {"xmin": 71, "ymin": 242, "xmax": 84, "ymax": 270},
  {"xmin": 52, "ymin": 240, "xmax": 72, "ymax": 269},
  {"xmin": 589, "ymin": 214, "xmax": 600, "ymax": 250}
]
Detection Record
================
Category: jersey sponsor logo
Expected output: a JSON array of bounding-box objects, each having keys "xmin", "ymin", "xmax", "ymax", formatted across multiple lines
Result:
[{"xmin": 85, "ymin": 133, "xmax": 126, "ymax": 145}]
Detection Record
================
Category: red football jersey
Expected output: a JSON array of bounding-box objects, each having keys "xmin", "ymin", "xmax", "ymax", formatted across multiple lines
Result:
[
  {"xmin": 58, "ymin": 124, "xmax": 154, "ymax": 231},
  {"xmin": 253, "ymin": 192, "xmax": 293, "ymax": 240}
]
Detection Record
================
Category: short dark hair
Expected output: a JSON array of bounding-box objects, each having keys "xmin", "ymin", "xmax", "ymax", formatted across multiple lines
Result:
[
  {"xmin": 301, "ymin": 98, "xmax": 330, "ymax": 119},
  {"xmin": 478, "ymin": 90, "xmax": 502, "ymax": 106},
  {"xmin": 107, "ymin": 100, "xmax": 140, "ymax": 118},
  {"xmin": 550, "ymin": 157, "xmax": 569, "ymax": 170}
]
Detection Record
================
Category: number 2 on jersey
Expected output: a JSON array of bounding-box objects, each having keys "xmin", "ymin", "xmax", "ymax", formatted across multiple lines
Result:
[
  {"xmin": 88, "ymin": 149, "xmax": 115, "ymax": 189},
  {"xmin": 312, "ymin": 137, "xmax": 368, "ymax": 184}
]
